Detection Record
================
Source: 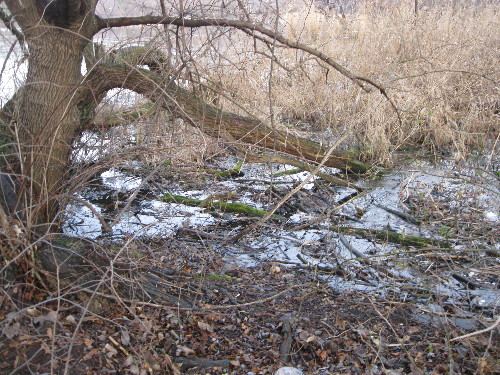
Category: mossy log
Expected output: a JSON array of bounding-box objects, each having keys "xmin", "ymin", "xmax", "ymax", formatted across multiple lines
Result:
[
  {"xmin": 338, "ymin": 227, "xmax": 451, "ymax": 248},
  {"xmin": 190, "ymin": 161, "xmax": 244, "ymax": 178},
  {"xmin": 215, "ymin": 160, "xmax": 244, "ymax": 178},
  {"xmin": 273, "ymin": 168, "xmax": 302, "ymax": 177},
  {"xmin": 82, "ymin": 64, "xmax": 373, "ymax": 174},
  {"xmin": 161, "ymin": 193, "xmax": 286, "ymax": 220}
]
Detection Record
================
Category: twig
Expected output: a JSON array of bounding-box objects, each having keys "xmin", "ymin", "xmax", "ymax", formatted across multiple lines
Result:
[
  {"xmin": 390, "ymin": 69, "xmax": 498, "ymax": 85},
  {"xmin": 450, "ymin": 315, "xmax": 500, "ymax": 342},
  {"xmin": 0, "ymin": 7, "xmax": 25, "ymax": 49},
  {"xmin": 338, "ymin": 233, "xmax": 365, "ymax": 259},
  {"xmin": 368, "ymin": 297, "xmax": 423, "ymax": 375},
  {"xmin": 108, "ymin": 162, "xmax": 166, "ymax": 229},
  {"xmin": 374, "ymin": 204, "xmax": 420, "ymax": 225},
  {"xmin": 108, "ymin": 335, "xmax": 130, "ymax": 356},
  {"xmin": 57, "ymin": 194, "xmax": 112, "ymax": 233}
]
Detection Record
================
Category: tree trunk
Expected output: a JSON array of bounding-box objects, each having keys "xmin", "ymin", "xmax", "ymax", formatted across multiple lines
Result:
[
  {"xmin": 4, "ymin": 0, "xmax": 96, "ymax": 224},
  {"xmin": 18, "ymin": 30, "xmax": 86, "ymax": 222}
]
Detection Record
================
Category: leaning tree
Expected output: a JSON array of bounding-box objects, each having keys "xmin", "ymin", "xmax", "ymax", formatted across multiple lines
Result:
[{"xmin": 0, "ymin": 0, "xmax": 386, "ymax": 297}]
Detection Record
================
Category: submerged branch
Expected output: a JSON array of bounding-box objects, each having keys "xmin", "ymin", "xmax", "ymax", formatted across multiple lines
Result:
[
  {"xmin": 338, "ymin": 227, "xmax": 451, "ymax": 248},
  {"xmin": 161, "ymin": 193, "xmax": 286, "ymax": 221},
  {"xmin": 246, "ymin": 153, "xmax": 365, "ymax": 191}
]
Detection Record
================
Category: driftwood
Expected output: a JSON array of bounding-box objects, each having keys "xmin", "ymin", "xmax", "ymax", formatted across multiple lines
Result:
[
  {"xmin": 279, "ymin": 314, "xmax": 297, "ymax": 362},
  {"xmin": 173, "ymin": 355, "xmax": 230, "ymax": 371}
]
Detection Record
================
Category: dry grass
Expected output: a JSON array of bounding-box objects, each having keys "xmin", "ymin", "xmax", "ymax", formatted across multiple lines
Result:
[
  {"xmin": 196, "ymin": 1, "xmax": 499, "ymax": 165},
  {"xmin": 74, "ymin": 1, "xmax": 498, "ymax": 167}
]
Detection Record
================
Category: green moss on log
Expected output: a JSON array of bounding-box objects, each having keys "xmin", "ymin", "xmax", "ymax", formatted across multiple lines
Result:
[
  {"xmin": 162, "ymin": 193, "xmax": 286, "ymax": 220},
  {"xmin": 338, "ymin": 227, "xmax": 451, "ymax": 248},
  {"xmin": 272, "ymin": 168, "xmax": 302, "ymax": 177},
  {"xmin": 200, "ymin": 273, "xmax": 233, "ymax": 281},
  {"xmin": 214, "ymin": 160, "xmax": 244, "ymax": 178}
]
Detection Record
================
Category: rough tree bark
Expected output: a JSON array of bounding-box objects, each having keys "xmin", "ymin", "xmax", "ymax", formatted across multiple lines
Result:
[{"xmin": 4, "ymin": 0, "xmax": 98, "ymax": 223}]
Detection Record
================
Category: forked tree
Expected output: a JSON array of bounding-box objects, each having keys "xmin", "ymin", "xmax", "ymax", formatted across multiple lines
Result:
[{"xmin": 0, "ymin": 0, "xmax": 380, "ymax": 294}]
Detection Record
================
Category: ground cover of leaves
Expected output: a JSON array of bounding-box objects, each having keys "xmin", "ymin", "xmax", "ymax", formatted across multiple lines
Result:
[{"xmin": 1, "ymin": 237, "xmax": 498, "ymax": 375}]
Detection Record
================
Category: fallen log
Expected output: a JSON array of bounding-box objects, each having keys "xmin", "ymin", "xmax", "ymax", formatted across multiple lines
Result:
[
  {"xmin": 194, "ymin": 161, "xmax": 244, "ymax": 178},
  {"xmin": 82, "ymin": 64, "xmax": 374, "ymax": 174},
  {"xmin": 173, "ymin": 356, "xmax": 230, "ymax": 371},
  {"xmin": 161, "ymin": 193, "xmax": 287, "ymax": 221},
  {"xmin": 338, "ymin": 227, "xmax": 451, "ymax": 248}
]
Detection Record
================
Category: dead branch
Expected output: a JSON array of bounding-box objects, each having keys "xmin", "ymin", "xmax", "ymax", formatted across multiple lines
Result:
[
  {"xmin": 97, "ymin": 15, "xmax": 378, "ymax": 93},
  {"xmin": 450, "ymin": 315, "xmax": 500, "ymax": 342}
]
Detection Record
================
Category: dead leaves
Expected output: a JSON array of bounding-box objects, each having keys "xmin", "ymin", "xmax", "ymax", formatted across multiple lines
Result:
[
  {"xmin": 1, "ymin": 263, "xmax": 496, "ymax": 374},
  {"xmin": 197, "ymin": 320, "xmax": 214, "ymax": 333},
  {"xmin": 2, "ymin": 320, "xmax": 21, "ymax": 339}
]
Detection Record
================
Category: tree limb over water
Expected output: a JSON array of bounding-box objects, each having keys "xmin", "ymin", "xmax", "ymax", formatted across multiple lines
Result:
[
  {"xmin": 97, "ymin": 15, "xmax": 380, "ymax": 94},
  {"xmin": 80, "ymin": 62, "xmax": 372, "ymax": 173}
]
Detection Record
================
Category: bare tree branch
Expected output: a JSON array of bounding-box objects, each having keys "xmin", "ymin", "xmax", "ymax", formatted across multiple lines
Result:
[
  {"xmin": 0, "ymin": 7, "xmax": 25, "ymax": 47},
  {"xmin": 97, "ymin": 15, "xmax": 375, "ymax": 92}
]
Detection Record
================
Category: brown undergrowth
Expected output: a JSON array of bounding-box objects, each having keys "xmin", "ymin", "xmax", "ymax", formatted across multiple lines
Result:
[
  {"xmin": 197, "ymin": 1, "xmax": 498, "ymax": 164},
  {"xmin": 1, "ymin": 2, "xmax": 499, "ymax": 374},
  {"xmin": 1, "ymin": 237, "xmax": 498, "ymax": 374}
]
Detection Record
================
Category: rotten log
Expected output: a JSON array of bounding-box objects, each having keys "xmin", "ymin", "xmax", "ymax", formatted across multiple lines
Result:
[{"xmin": 173, "ymin": 356, "xmax": 230, "ymax": 371}]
